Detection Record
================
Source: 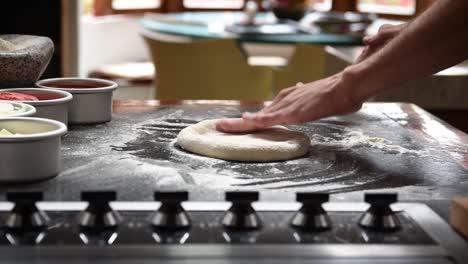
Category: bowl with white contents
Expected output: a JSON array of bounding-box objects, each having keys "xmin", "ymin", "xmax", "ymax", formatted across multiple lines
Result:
[
  {"xmin": 36, "ymin": 78, "xmax": 117, "ymax": 125},
  {"xmin": 0, "ymin": 101, "xmax": 36, "ymax": 118},
  {"xmin": 0, "ymin": 117, "xmax": 67, "ymax": 182},
  {"xmin": 0, "ymin": 88, "xmax": 73, "ymax": 125}
]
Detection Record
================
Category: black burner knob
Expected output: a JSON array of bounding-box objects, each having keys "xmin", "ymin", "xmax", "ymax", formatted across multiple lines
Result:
[
  {"xmin": 3, "ymin": 192, "xmax": 50, "ymax": 232},
  {"xmin": 222, "ymin": 191, "xmax": 261, "ymax": 230},
  {"xmin": 78, "ymin": 191, "xmax": 121, "ymax": 232},
  {"xmin": 291, "ymin": 192, "xmax": 331, "ymax": 231},
  {"xmin": 358, "ymin": 193, "xmax": 401, "ymax": 231},
  {"xmin": 151, "ymin": 191, "xmax": 191, "ymax": 230}
]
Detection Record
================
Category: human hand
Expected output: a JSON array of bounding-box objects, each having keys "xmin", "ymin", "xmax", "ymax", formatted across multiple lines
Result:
[
  {"xmin": 216, "ymin": 72, "xmax": 363, "ymax": 133},
  {"xmin": 356, "ymin": 23, "xmax": 406, "ymax": 63}
]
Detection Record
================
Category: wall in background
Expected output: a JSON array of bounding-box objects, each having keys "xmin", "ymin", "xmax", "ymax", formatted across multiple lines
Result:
[{"xmin": 79, "ymin": 15, "xmax": 151, "ymax": 77}]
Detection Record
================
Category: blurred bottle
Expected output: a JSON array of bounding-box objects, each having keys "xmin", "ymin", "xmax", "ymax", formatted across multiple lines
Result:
[
  {"xmin": 269, "ymin": 0, "xmax": 309, "ymax": 21},
  {"xmin": 244, "ymin": 0, "xmax": 259, "ymax": 25}
]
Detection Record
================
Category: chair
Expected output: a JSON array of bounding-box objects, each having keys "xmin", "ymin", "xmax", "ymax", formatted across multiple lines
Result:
[
  {"xmin": 142, "ymin": 34, "xmax": 274, "ymax": 101},
  {"xmin": 273, "ymin": 44, "xmax": 327, "ymax": 94}
]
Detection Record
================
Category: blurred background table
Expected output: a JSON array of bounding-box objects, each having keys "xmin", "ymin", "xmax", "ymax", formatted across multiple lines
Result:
[
  {"xmin": 140, "ymin": 11, "xmax": 367, "ymax": 102},
  {"xmin": 139, "ymin": 11, "xmax": 468, "ymax": 133},
  {"xmin": 140, "ymin": 12, "xmax": 364, "ymax": 45}
]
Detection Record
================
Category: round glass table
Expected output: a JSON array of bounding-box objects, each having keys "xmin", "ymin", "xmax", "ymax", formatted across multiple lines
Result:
[{"xmin": 140, "ymin": 12, "xmax": 363, "ymax": 45}]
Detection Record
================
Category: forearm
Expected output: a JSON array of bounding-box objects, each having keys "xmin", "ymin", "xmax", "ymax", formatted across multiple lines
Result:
[
  {"xmin": 217, "ymin": 0, "xmax": 468, "ymax": 132},
  {"xmin": 344, "ymin": 0, "xmax": 468, "ymax": 102}
]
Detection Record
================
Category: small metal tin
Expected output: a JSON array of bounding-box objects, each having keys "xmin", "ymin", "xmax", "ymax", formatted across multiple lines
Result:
[
  {"xmin": 36, "ymin": 78, "xmax": 117, "ymax": 125},
  {"xmin": 0, "ymin": 117, "xmax": 67, "ymax": 182},
  {"xmin": 0, "ymin": 101, "xmax": 36, "ymax": 118},
  {"xmin": 1, "ymin": 88, "xmax": 72, "ymax": 125}
]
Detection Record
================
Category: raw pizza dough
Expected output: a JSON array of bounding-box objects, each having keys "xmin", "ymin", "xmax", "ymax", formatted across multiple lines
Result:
[{"xmin": 176, "ymin": 119, "xmax": 310, "ymax": 162}]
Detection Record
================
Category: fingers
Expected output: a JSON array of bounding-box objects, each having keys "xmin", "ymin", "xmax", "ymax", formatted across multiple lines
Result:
[
  {"xmin": 355, "ymin": 46, "xmax": 370, "ymax": 63},
  {"xmin": 363, "ymin": 33, "xmax": 382, "ymax": 46},
  {"xmin": 242, "ymin": 111, "xmax": 283, "ymax": 127},
  {"xmin": 265, "ymin": 82, "xmax": 308, "ymax": 113},
  {"xmin": 244, "ymin": 102, "xmax": 320, "ymax": 127},
  {"xmin": 215, "ymin": 111, "xmax": 285, "ymax": 133},
  {"xmin": 262, "ymin": 84, "xmax": 300, "ymax": 113},
  {"xmin": 364, "ymin": 24, "xmax": 400, "ymax": 46},
  {"xmin": 215, "ymin": 118, "xmax": 260, "ymax": 133},
  {"xmin": 215, "ymin": 82, "xmax": 311, "ymax": 133},
  {"xmin": 360, "ymin": 24, "xmax": 403, "ymax": 62},
  {"xmin": 362, "ymin": 35, "xmax": 374, "ymax": 45}
]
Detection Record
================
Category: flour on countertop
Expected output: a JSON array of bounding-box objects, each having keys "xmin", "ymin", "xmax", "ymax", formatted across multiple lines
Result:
[
  {"xmin": 149, "ymin": 120, "xmax": 194, "ymax": 128},
  {"xmin": 0, "ymin": 38, "xmax": 16, "ymax": 51},
  {"xmin": 311, "ymin": 130, "xmax": 425, "ymax": 155}
]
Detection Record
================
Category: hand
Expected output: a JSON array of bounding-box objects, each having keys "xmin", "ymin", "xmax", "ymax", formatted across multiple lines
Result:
[
  {"xmin": 216, "ymin": 72, "xmax": 363, "ymax": 133},
  {"xmin": 356, "ymin": 23, "xmax": 406, "ymax": 63}
]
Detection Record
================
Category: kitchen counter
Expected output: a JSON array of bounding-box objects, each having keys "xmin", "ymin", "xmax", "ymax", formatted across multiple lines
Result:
[{"xmin": 1, "ymin": 100, "xmax": 467, "ymax": 222}]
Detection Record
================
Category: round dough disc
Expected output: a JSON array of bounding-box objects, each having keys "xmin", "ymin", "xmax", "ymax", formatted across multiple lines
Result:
[{"xmin": 176, "ymin": 119, "xmax": 310, "ymax": 162}]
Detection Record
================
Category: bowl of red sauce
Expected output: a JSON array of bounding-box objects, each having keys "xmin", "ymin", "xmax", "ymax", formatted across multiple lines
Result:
[
  {"xmin": 0, "ymin": 88, "xmax": 72, "ymax": 125},
  {"xmin": 35, "ymin": 78, "xmax": 117, "ymax": 125}
]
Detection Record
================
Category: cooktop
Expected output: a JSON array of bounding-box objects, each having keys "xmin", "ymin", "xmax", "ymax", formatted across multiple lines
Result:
[{"xmin": 0, "ymin": 191, "xmax": 466, "ymax": 264}]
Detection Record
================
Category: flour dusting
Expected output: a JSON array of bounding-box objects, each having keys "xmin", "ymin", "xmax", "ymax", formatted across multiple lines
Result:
[
  {"xmin": 0, "ymin": 38, "xmax": 16, "ymax": 51},
  {"xmin": 311, "ymin": 130, "xmax": 424, "ymax": 155}
]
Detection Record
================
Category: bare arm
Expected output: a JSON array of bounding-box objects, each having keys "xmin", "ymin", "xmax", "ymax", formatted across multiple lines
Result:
[
  {"xmin": 349, "ymin": 0, "xmax": 468, "ymax": 103},
  {"xmin": 355, "ymin": 23, "xmax": 406, "ymax": 63},
  {"xmin": 216, "ymin": 0, "xmax": 468, "ymax": 132}
]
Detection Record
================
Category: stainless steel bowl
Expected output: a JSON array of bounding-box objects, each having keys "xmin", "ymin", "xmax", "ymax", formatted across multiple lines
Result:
[
  {"xmin": 0, "ymin": 117, "xmax": 67, "ymax": 182},
  {"xmin": 36, "ymin": 78, "xmax": 117, "ymax": 125},
  {"xmin": 300, "ymin": 11, "xmax": 377, "ymax": 35},
  {"xmin": 1, "ymin": 88, "xmax": 72, "ymax": 124},
  {"xmin": 0, "ymin": 101, "xmax": 36, "ymax": 118}
]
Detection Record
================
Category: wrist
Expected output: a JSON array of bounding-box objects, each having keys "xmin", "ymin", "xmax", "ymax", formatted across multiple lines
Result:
[{"xmin": 341, "ymin": 62, "xmax": 384, "ymax": 105}]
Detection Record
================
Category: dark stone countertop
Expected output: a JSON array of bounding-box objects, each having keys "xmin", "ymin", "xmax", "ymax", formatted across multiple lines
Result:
[{"xmin": 2, "ymin": 102, "xmax": 468, "ymax": 223}]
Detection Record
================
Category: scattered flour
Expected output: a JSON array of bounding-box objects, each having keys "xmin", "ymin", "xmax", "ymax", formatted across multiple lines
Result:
[
  {"xmin": 0, "ymin": 38, "xmax": 16, "ymax": 51},
  {"xmin": 151, "ymin": 120, "xmax": 193, "ymax": 128},
  {"xmin": 311, "ymin": 130, "xmax": 424, "ymax": 155}
]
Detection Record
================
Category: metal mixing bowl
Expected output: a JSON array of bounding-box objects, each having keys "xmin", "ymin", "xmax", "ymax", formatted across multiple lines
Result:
[
  {"xmin": 0, "ymin": 117, "xmax": 67, "ymax": 182},
  {"xmin": 0, "ymin": 101, "xmax": 36, "ymax": 118},
  {"xmin": 36, "ymin": 78, "xmax": 117, "ymax": 125},
  {"xmin": 1, "ymin": 88, "xmax": 72, "ymax": 125},
  {"xmin": 300, "ymin": 11, "xmax": 377, "ymax": 35}
]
